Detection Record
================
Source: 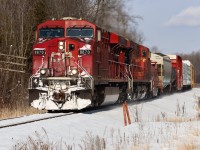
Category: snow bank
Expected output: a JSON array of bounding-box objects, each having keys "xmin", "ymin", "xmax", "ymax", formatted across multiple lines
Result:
[{"xmin": 0, "ymin": 88, "xmax": 200, "ymax": 149}]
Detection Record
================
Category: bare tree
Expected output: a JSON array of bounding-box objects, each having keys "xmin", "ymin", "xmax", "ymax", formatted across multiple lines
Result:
[{"xmin": 151, "ymin": 46, "xmax": 160, "ymax": 53}]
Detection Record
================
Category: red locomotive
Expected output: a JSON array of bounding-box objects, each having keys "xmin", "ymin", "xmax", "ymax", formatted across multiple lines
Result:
[{"xmin": 29, "ymin": 17, "xmax": 193, "ymax": 111}]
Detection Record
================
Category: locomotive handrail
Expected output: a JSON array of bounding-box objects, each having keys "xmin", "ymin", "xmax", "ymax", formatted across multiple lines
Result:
[
  {"xmin": 128, "ymin": 65, "xmax": 134, "ymax": 90},
  {"xmin": 119, "ymin": 64, "xmax": 129, "ymax": 78},
  {"xmin": 72, "ymin": 57, "xmax": 93, "ymax": 80},
  {"xmin": 119, "ymin": 63, "xmax": 134, "ymax": 91},
  {"xmin": 129, "ymin": 63, "xmax": 146, "ymax": 69},
  {"xmin": 108, "ymin": 60, "xmax": 146, "ymax": 69},
  {"xmin": 108, "ymin": 60, "xmax": 127, "ymax": 65},
  {"xmin": 29, "ymin": 56, "xmax": 45, "ymax": 88},
  {"xmin": 128, "ymin": 65, "xmax": 133, "ymax": 81},
  {"xmin": 72, "ymin": 56, "xmax": 94, "ymax": 94}
]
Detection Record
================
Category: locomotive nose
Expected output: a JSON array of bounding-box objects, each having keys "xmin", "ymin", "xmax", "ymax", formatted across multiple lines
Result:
[{"xmin": 53, "ymin": 90, "xmax": 65, "ymax": 102}]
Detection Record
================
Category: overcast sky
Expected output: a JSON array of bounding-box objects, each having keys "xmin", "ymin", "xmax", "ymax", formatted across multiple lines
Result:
[{"xmin": 128, "ymin": 0, "xmax": 200, "ymax": 54}]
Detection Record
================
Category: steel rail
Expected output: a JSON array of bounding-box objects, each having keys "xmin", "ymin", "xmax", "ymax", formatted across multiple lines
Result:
[{"xmin": 0, "ymin": 113, "xmax": 73, "ymax": 129}]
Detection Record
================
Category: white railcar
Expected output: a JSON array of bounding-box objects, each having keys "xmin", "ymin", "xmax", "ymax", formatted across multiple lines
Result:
[
  {"xmin": 182, "ymin": 60, "xmax": 191, "ymax": 88},
  {"xmin": 150, "ymin": 53, "xmax": 172, "ymax": 92}
]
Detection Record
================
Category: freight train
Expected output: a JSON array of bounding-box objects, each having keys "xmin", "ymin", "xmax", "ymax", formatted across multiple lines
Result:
[{"xmin": 29, "ymin": 17, "xmax": 195, "ymax": 111}]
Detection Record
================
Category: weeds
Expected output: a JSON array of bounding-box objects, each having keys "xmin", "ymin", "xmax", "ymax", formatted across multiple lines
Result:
[
  {"xmin": 130, "ymin": 104, "xmax": 143, "ymax": 122},
  {"xmin": 80, "ymin": 131, "xmax": 106, "ymax": 150},
  {"xmin": 0, "ymin": 106, "xmax": 46, "ymax": 120},
  {"xmin": 196, "ymin": 97, "xmax": 200, "ymax": 111},
  {"xmin": 177, "ymin": 143, "xmax": 200, "ymax": 150},
  {"xmin": 194, "ymin": 96, "xmax": 200, "ymax": 119},
  {"xmin": 12, "ymin": 128, "xmax": 73, "ymax": 150}
]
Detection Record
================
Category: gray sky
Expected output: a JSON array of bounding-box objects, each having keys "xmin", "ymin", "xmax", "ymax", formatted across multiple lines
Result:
[{"xmin": 128, "ymin": 0, "xmax": 200, "ymax": 54}]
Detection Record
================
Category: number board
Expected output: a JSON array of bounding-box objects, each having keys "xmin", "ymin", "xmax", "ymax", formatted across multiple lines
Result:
[
  {"xmin": 34, "ymin": 50, "xmax": 46, "ymax": 55},
  {"xmin": 79, "ymin": 49, "xmax": 91, "ymax": 55}
]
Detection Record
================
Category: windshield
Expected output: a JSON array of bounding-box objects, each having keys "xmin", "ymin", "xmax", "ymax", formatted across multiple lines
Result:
[
  {"xmin": 67, "ymin": 28, "xmax": 93, "ymax": 38},
  {"xmin": 39, "ymin": 28, "xmax": 64, "ymax": 38}
]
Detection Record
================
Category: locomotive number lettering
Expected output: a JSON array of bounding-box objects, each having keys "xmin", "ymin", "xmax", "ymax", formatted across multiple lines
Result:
[
  {"xmin": 34, "ymin": 50, "xmax": 45, "ymax": 55},
  {"xmin": 79, "ymin": 49, "xmax": 91, "ymax": 55}
]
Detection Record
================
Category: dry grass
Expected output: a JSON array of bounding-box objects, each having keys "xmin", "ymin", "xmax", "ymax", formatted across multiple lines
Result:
[
  {"xmin": 0, "ymin": 94, "xmax": 46, "ymax": 119},
  {"xmin": 12, "ymin": 127, "xmax": 152, "ymax": 150},
  {"xmin": 195, "ymin": 96, "xmax": 200, "ymax": 120},
  {"xmin": 192, "ymin": 128, "xmax": 200, "ymax": 137},
  {"xmin": 12, "ymin": 128, "xmax": 73, "ymax": 150},
  {"xmin": 177, "ymin": 143, "xmax": 199, "ymax": 150},
  {"xmin": 131, "ymin": 144, "xmax": 150, "ymax": 150},
  {"xmin": 196, "ymin": 97, "xmax": 200, "ymax": 111},
  {"xmin": 79, "ymin": 131, "xmax": 106, "ymax": 150},
  {"xmin": 155, "ymin": 100, "xmax": 190, "ymax": 123},
  {"xmin": 11, "ymin": 122, "xmax": 200, "ymax": 150},
  {"xmin": 194, "ymin": 84, "xmax": 200, "ymax": 88},
  {"xmin": 155, "ymin": 113, "xmax": 199, "ymax": 123},
  {"xmin": 0, "ymin": 107, "xmax": 46, "ymax": 120},
  {"xmin": 163, "ymin": 117, "xmax": 188, "ymax": 122}
]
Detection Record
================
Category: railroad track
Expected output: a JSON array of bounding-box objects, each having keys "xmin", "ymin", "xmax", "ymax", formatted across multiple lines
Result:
[
  {"xmin": 0, "ymin": 104, "xmax": 114, "ymax": 129},
  {"xmin": 0, "ymin": 113, "xmax": 73, "ymax": 129},
  {"xmin": 0, "ymin": 98, "xmax": 152, "ymax": 129}
]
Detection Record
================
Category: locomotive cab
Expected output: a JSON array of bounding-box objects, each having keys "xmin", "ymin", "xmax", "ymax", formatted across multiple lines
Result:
[{"xmin": 29, "ymin": 18, "xmax": 96, "ymax": 110}]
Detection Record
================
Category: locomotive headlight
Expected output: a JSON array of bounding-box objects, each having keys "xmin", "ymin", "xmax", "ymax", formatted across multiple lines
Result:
[
  {"xmin": 59, "ymin": 41, "xmax": 64, "ymax": 46},
  {"xmin": 61, "ymin": 84, "xmax": 67, "ymax": 90},
  {"xmin": 72, "ymin": 69, "xmax": 78, "ymax": 75},
  {"xmin": 40, "ymin": 69, "xmax": 46, "ymax": 75},
  {"xmin": 59, "ymin": 41, "xmax": 65, "ymax": 51},
  {"xmin": 59, "ymin": 45, "xmax": 64, "ymax": 50}
]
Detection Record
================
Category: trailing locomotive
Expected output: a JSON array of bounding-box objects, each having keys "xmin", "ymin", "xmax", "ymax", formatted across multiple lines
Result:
[{"xmin": 29, "ymin": 17, "xmax": 194, "ymax": 111}]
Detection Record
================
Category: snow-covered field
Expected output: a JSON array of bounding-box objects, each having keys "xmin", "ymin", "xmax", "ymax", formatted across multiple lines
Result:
[{"xmin": 1, "ymin": 88, "xmax": 200, "ymax": 149}]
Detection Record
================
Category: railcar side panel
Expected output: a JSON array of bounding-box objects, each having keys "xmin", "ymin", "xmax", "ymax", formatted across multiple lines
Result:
[
  {"xmin": 182, "ymin": 60, "xmax": 191, "ymax": 86},
  {"xmin": 168, "ymin": 55, "xmax": 183, "ymax": 90}
]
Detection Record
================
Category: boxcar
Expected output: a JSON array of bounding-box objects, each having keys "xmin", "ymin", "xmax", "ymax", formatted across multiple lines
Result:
[{"xmin": 168, "ymin": 55, "xmax": 183, "ymax": 90}]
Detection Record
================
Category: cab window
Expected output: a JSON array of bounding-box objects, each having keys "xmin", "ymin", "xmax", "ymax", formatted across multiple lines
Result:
[
  {"xmin": 39, "ymin": 28, "xmax": 64, "ymax": 38},
  {"xmin": 67, "ymin": 28, "xmax": 93, "ymax": 38},
  {"xmin": 142, "ymin": 50, "xmax": 146, "ymax": 57}
]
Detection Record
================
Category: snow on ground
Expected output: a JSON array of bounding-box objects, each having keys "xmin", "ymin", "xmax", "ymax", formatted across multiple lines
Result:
[{"xmin": 0, "ymin": 88, "xmax": 200, "ymax": 149}]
